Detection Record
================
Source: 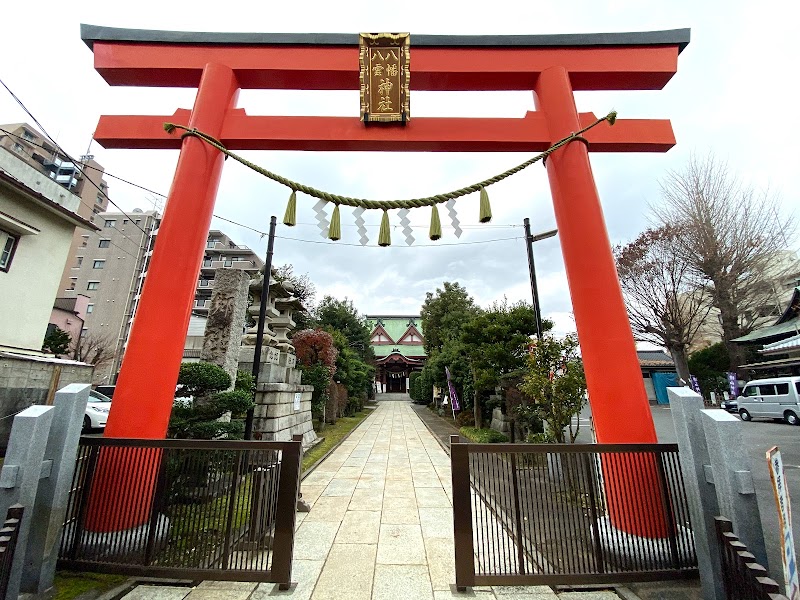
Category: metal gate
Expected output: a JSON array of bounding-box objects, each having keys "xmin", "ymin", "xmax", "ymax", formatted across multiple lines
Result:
[
  {"xmin": 57, "ymin": 436, "xmax": 302, "ymax": 587},
  {"xmin": 450, "ymin": 436, "xmax": 698, "ymax": 588}
]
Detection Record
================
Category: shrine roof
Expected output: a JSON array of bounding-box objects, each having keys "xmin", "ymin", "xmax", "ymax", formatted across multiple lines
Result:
[
  {"xmin": 367, "ymin": 316, "xmax": 424, "ymax": 341},
  {"xmin": 373, "ymin": 345, "xmax": 427, "ymax": 358},
  {"xmin": 81, "ymin": 25, "xmax": 690, "ymax": 53}
]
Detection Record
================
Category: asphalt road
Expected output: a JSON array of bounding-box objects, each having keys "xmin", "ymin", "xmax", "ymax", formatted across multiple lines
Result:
[{"xmin": 573, "ymin": 402, "xmax": 800, "ymax": 585}]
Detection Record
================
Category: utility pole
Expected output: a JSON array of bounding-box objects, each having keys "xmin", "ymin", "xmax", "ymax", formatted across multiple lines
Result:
[
  {"xmin": 523, "ymin": 218, "xmax": 557, "ymax": 339},
  {"xmin": 244, "ymin": 215, "xmax": 277, "ymax": 440}
]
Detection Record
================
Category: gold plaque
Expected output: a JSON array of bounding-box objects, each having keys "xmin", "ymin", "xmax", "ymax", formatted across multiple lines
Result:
[{"xmin": 359, "ymin": 33, "xmax": 410, "ymax": 123}]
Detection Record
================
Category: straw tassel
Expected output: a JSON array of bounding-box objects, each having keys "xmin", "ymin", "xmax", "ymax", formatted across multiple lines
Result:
[
  {"xmin": 283, "ymin": 190, "xmax": 297, "ymax": 226},
  {"xmin": 429, "ymin": 205, "xmax": 442, "ymax": 241},
  {"xmin": 479, "ymin": 187, "xmax": 492, "ymax": 223},
  {"xmin": 378, "ymin": 210, "xmax": 391, "ymax": 247},
  {"xmin": 328, "ymin": 204, "xmax": 341, "ymax": 241}
]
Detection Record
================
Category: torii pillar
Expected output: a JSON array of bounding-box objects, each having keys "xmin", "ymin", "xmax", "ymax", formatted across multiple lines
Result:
[{"xmin": 81, "ymin": 25, "xmax": 689, "ymax": 535}]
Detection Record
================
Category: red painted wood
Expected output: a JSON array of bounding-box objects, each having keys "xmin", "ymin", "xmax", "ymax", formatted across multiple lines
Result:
[
  {"xmin": 534, "ymin": 66, "xmax": 665, "ymax": 537},
  {"xmin": 93, "ymin": 111, "xmax": 675, "ymax": 152},
  {"xmin": 106, "ymin": 64, "xmax": 240, "ymax": 440},
  {"xmin": 92, "ymin": 42, "xmax": 679, "ymax": 91}
]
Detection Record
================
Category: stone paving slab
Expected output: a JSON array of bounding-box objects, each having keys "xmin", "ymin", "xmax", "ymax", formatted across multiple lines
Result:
[{"xmin": 118, "ymin": 398, "xmax": 631, "ymax": 600}]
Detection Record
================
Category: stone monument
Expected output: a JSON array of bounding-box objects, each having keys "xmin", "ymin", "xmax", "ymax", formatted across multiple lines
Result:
[{"xmin": 239, "ymin": 270, "xmax": 317, "ymax": 448}]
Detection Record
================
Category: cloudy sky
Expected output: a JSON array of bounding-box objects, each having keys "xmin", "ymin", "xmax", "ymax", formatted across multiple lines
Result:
[{"xmin": 2, "ymin": 1, "xmax": 797, "ymax": 337}]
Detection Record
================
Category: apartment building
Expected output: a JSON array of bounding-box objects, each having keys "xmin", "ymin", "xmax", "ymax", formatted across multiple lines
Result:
[
  {"xmin": 195, "ymin": 230, "xmax": 263, "ymax": 316},
  {"xmin": 63, "ymin": 219, "xmax": 262, "ymax": 382},
  {"xmin": 0, "ymin": 123, "xmax": 112, "ymax": 290},
  {"xmin": 62, "ymin": 209, "xmax": 159, "ymax": 383}
]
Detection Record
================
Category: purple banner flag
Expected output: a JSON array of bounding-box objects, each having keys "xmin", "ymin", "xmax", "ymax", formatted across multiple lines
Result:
[
  {"xmin": 727, "ymin": 372, "xmax": 740, "ymax": 397},
  {"xmin": 445, "ymin": 366, "xmax": 461, "ymax": 412}
]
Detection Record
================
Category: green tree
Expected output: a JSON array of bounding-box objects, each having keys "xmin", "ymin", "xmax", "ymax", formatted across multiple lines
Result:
[
  {"xmin": 420, "ymin": 282, "xmax": 480, "ymax": 355},
  {"xmin": 461, "ymin": 300, "xmax": 540, "ymax": 428},
  {"xmin": 517, "ymin": 334, "xmax": 587, "ymax": 443},
  {"xmin": 169, "ymin": 363, "xmax": 255, "ymax": 439},
  {"xmin": 315, "ymin": 296, "xmax": 374, "ymax": 361},
  {"xmin": 329, "ymin": 329, "xmax": 375, "ymax": 411},
  {"xmin": 688, "ymin": 342, "xmax": 731, "ymax": 399},
  {"xmin": 43, "ymin": 325, "xmax": 71, "ymax": 355}
]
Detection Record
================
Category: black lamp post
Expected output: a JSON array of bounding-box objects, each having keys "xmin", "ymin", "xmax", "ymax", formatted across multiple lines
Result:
[{"xmin": 523, "ymin": 218, "xmax": 557, "ymax": 340}]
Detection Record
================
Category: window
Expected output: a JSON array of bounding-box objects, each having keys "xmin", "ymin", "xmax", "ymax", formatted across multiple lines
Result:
[
  {"xmin": 224, "ymin": 259, "xmax": 233, "ymax": 267},
  {"xmin": 80, "ymin": 236, "xmax": 88, "ymax": 248},
  {"xmin": 74, "ymin": 257, "xmax": 83, "ymax": 268},
  {"xmin": 207, "ymin": 240, "xmax": 217, "ymax": 249},
  {"xmin": 96, "ymin": 194, "xmax": 104, "ymax": 205},
  {"xmin": 87, "ymin": 281, "xmax": 100, "ymax": 290},
  {"xmin": 104, "ymin": 219, "xmax": 116, "ymax": 228},
  {"xmin": 93, "ymin": 260, "xmax": 105, "ymax": 269},
  {"xmin": 743, "ymin": 386, "xmax": 759, "ymax": 397},
  {"xmin": 67, "ymin": 278, "xmax": 76, "ymax": 291},
  {"xmin": 134, "ymin": 219, "xmax": 141, "ymax": 225},
  {"xmin": 203, "ymin": 256, "xmax": 212, "ymax": 267},
  {"xmin": 776, "ymin": 383, "xmax": 790, "ymax": 395},
  {"xmin": 199, "ymin": 279, "xmax": 210, "ymax": 287},
  {"xmin": 1, "ymin": 229, "xmax": 18, "ymax": 272},
  {"xmin": 123, "ymin": 219, "xmax": 129, "ymax": 225},
  {"xmin": 22, "ymin": 129, "xmax": 35, "ymax": 141},
  {"xmin": 12, "ymin": 142, "xmax": 24, "ymax": 154},
  {"xmin": 758, "ymin": 385, "xmax": 776, "ymax": 396},
  {"xmin": 98, "ymin": 239, "xmax": 110, "ymax": 248},
  {"xmin": 86, "ymin": 304, "xmax": 94, "ymax": 314}
]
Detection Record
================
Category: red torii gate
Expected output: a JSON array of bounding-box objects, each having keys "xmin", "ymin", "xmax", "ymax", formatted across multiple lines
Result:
[{"xmin": 82, "ymin": 25, "xmax": 688, "ymax": 533}]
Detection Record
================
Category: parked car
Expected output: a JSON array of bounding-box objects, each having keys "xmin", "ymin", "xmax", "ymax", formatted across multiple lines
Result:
[
  {"xmin": 84, "ymin": 389, "xmax": 112, "ymax": 432},
  {"xmin": 720, "ymin": 397, "xmax": 738, "ymax": 413},
  {"xmin": 737, "ymin": 377, "xmax": 800, "ymax": 425}
]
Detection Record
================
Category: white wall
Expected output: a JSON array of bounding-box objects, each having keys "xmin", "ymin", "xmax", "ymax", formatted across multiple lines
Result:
[{"xmin": 0, "ymin": 186, "xmax": 77, "ymax": 352}]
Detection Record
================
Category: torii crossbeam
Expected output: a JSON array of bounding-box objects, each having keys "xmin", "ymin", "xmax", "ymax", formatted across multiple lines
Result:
[{"xmin": 82, "ymin": 25, "xmax": 689, "ymax": 536}]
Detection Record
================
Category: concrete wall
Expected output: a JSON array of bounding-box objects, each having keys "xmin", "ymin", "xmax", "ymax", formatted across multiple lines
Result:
[
  {"xmin": 0, "ymin": 353, "xmax": 93, "ymax": 450},
  {"xmin": 0, "ymin": 147, "xmax": 80, "ymax": 212},
  {"xmin": 0, "ymin": 185, "xmax": 77, "ymax": 352}
]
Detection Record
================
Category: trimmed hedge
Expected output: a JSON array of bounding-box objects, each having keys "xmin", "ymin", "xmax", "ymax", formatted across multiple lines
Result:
[{"xmin": 459, "ymin": 426, "xmax": 508, "ymax": 443}]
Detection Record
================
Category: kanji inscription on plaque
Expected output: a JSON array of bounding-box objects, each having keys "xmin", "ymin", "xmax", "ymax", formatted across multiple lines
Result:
[{"xmin": 359, "ymin": 32, "xmax": 410, "ymax": 123}]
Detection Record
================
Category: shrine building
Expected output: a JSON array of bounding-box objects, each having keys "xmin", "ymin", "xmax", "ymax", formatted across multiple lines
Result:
[{"xmin": 367, "ymin": 315, "xmax": 427, "ymax": 393}]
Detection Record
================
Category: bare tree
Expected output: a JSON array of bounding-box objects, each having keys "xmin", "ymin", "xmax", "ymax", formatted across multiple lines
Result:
[
  {"xmin": 653, "ymin": 154, "xmax": 795, "ymax": 370},
  {"xmin": 71, "ymin": 331, "xmax": 116, "ymax": 370},
  {"xmin": 615, "ymin": 225, "xmax": 711, "ymax": 382}
]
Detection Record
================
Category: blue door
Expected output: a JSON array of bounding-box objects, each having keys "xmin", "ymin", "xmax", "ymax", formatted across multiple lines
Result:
[{"xmin": 652, "ymin": 371, "xmax": 679, "ymax": 404}]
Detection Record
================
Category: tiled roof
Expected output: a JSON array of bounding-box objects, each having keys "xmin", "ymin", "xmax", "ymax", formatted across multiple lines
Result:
[
  {"xmin": 637, "ymin": 350, "xmax": 674, "ymax": 368},
  {"xmin": 761, "ymin": 334, "xmax": 800, "ymax": 356},
  {"xmin": 366, "ymin": 315, "xmax": 424, "ymax": 342},
  {"xmin": 373, "ymin": 345, "xmax": 427, "ymax": 358}
]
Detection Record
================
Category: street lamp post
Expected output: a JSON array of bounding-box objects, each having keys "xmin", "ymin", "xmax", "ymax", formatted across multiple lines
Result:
[{"xmin": 523, "ymin": 218, "xmax": 557, "ymax": 339}]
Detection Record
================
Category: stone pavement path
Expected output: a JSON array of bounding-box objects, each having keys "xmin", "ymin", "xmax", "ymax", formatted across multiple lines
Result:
[{"xmin": 119, "ymin": 398, "xmax": 624, "ymax": 600}]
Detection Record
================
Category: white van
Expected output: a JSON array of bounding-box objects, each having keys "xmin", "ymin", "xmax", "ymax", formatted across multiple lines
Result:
[{"xmin": 737, "ymin": 377, "xmax": 800, "ymax": 425}]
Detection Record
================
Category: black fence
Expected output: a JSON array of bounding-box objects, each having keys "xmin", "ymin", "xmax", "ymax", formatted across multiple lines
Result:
[
  {"xmin": 57, "ymin": 436, "xmax": 302, "ymax": 587},
  {"xmin": 715, "ymin": 517, "xmax": 788, "ymax": 600},
  {"xmin": 0, "ymin": 504, "xmax": 23, "ymax": 599},
  {"xmin": 451, "ymin": 436, "xmax": 698, "ymax": 588}
]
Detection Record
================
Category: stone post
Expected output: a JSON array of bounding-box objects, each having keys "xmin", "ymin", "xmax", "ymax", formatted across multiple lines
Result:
[
  {"xmin": 21, "ymin": 384, "xmax": 90, "ymax": 595},
  {"xmin": 201, "ymin": 268, "xmax": 251, "ymax": 385},
  {"xmin": 668, "ymin": 386, "xmax": 725, "ymax": 600},
  {"xmin": 0, "ymin": 405, "xmax": 55, "ymax": 600},
  {"xmin": 701, "ymin": 407, "xmax": 767, "ymax": 567}
]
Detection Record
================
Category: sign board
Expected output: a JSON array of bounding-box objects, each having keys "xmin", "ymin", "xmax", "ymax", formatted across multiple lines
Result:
[
  {"xmin": 359, "ymin": 32, "xmax": 410, "ymax": 123},
  {"xmin": 294, "ymin": 392, "xmax": 302, "ymax": 412},
  {"xmin": 767, "ymin": 446, "xmax": 800, "ymax": 600}
]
